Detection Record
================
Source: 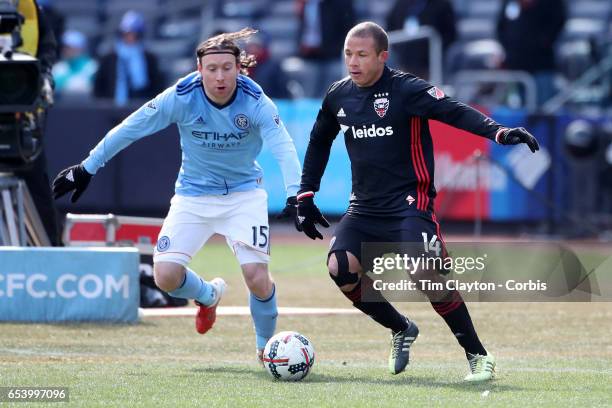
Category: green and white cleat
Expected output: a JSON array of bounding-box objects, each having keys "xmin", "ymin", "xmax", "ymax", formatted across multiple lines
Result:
[
  {"xmin": 388, "ymin": 320, "xmax": 419, "ymax": 375},
  {"xmin": 464, "ymin": 352, "xmax": 496, "ymax": 382}
]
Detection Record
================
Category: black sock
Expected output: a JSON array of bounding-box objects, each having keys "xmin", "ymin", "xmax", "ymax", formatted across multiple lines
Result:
[
  {"xmin": 431, "ymin": 291, "xmax": 486, "ymax": 355},
  {"xmin": 342, "ymin": 275, "xmax": 409, "ymax": 333}
]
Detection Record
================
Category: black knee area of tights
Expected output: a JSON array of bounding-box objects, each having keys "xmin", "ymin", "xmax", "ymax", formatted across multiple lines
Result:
[{"xmin": 328, "ymin": 251, "xmax": 359, "ymax": 287}]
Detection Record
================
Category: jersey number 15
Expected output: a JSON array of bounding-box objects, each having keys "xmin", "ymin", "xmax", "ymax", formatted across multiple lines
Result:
[{"xmin": 252, "ymin": 225, "xmax": 269, "ymax": 248}]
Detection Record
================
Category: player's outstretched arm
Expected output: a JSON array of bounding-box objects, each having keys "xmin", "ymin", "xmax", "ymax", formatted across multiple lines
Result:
[
  {"xmin": 52, "ymin": 164, "xmax": 92, "ymax": 203},
  {"xmin": 401, "ymin": 77, "xmax": 540, "ymax": 154},
  {"xmin": 84, "ymin": 87, "xmax": 179, "ymax": 177},
  {"xmin": 295, "ymin": 191, "xmax": 330, "ymax": 240},
  {"xmin": 496, "ymin": 127, "xmax": 540, "ymax": 153},
  {"xmin": 53, "ymin": 87, "xmax": 179, "ymax": 203}
]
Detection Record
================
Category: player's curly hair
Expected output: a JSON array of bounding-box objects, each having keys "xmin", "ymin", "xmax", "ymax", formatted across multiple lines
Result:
[{"xmin": 196, "ymin": 27, "xmax": 258, "ymax": 75}]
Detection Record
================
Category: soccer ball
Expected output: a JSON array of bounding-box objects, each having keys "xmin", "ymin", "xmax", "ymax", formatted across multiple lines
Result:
[{"xmin": 262, "ymin": 331, "xmax": 315, "ymax": 381}]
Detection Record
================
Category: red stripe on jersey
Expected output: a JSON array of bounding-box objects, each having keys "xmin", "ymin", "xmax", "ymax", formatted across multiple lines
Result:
[
  {"xmin": 410, "ymin": 117, "xmax": 424, "ymax": 210},
  {"xmin": 431, "ymin": 212, "xmax": 448, "ymax": 259},
  {"xmin": 411, "ymin": 117, "xmax": 428, "ymax": 211},
  {"xmin": 414, "ymin": 118, "xmax": 430, "ymax": 211}
]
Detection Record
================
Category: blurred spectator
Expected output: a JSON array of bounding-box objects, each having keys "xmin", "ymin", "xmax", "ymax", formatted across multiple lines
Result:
[
  {"xmin": 497, "ymin": 0, "xmax": 567, "ymax": 104},
  {"xmin": 296, "ymin": 0, "xmax": 355, "ymax": 97},
  {"xmin": 214, "ymin": 0, "xmax": 267, "ymax": 19},
  {"xmin": 94, "ymin": 11, "xmax": 162, "ymax": 105},
  {"xmin": 52, "ymin": 30, "xmax": 98, "ymax": 97},
  {"xmin": 36, "ymin": 0, "xmax": 64, "ymax": 56},
  {"xmin": 246, "ymin": 32, "xmax": 291, "ymax": 99},
  {"xmin": 386, "ymin": 0, "xmax": 457, "ymax": 80}
]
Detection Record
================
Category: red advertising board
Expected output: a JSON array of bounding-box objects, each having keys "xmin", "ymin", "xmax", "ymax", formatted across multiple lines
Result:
[
  {"xmin": 430, "ymin": 120, "xmax": 491, "ymax": 220},
  {"xmin": 63, "ymin": 214, "xmax": 162, "ymax": 255}
]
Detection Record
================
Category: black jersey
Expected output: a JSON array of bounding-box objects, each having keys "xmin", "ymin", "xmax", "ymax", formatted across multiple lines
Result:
[{"xmin": 300, "ymin": 66, "xmax": 505, "ymax": 217}]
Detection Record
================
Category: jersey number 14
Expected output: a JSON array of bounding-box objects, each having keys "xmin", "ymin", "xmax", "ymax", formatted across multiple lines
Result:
[{"xmin": 421, "ymin": 232, "xmax": 441, "ymax": 256}]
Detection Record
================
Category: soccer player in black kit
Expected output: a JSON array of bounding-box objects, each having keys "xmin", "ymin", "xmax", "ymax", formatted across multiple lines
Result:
[{"xmin": 294, "ymin": 22, "xmax": 539, "ymax": 382}]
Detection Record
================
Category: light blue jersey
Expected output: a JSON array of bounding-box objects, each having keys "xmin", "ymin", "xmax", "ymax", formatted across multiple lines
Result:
[{"xmin": 83, "ymin": 72, "xmax": 301, "ymax": 197}]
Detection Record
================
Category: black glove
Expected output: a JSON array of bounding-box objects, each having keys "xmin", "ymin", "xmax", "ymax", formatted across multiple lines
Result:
[
  {"xmin": 295, "ymin": 192, "xmax": 330, "ymax": 240},
  {"xmin": 276, "ymin": 196, "xmax": 298, "ymax": 220},
  {"xmin": 52, "ymin": 164, "xmax": 92, "ymax": 203},
  {"xmin": 498, "ymin": 127, "xmax": 540, "ymax": 153}
]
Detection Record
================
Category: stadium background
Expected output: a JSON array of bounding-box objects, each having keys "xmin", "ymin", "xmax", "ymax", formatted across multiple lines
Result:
[
  {"xmin": 1, "ymin": 1, "xmax": 612, "ymax": 406},
  {"xmin": 44, "ymin": 0, "xmax": 612, "ymax": 238}
]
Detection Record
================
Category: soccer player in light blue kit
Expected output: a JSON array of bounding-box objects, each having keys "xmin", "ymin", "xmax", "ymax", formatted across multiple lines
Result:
[{"xmin": 52, "ymin": 28, "xmax": 301, "ymax": 362}]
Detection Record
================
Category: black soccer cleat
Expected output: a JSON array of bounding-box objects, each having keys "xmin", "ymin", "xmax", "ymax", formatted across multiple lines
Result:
[{"xmin": 388, "ymin": 319, "xmax": 419, "ymax": 375}]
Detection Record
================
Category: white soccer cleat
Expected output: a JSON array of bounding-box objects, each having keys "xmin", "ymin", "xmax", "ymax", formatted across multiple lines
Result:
[
  {"xmin": 209, "ymin": 278, "xmax": 227, "ymax": 304},
  {"xmin": 464, "ymin": 352, "xmax": 496, "ymax": 382}
]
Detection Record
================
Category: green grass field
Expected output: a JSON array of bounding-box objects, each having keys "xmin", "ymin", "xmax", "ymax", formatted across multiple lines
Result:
[{"xmin": 1, "ymin": 241, "xmax": 611, "ymax": 407}]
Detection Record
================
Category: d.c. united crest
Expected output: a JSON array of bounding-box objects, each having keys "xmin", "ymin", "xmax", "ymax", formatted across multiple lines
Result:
[{"xmin": 373, "ymin": 93, "xmax": 390, "ymax": 118}]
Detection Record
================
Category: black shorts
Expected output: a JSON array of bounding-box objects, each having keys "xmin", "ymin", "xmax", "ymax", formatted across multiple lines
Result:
[{"xmin": 329, "ymin": 213, "xmax": 447, "ymax": 263}]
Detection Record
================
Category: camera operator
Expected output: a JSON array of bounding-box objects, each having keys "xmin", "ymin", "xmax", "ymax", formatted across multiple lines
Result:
[{"xmin": 11, "ymin": 0, "xmax": 61, "ymax": 245}]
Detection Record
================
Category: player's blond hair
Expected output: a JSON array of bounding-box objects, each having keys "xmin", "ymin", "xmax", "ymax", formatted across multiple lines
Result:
[{"xmin": 196, "ymin": 28, "xmax": 258, "ymax": 75}]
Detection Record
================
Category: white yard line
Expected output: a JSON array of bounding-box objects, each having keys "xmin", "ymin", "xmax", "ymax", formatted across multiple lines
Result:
[{"xmin": 139, "ymin": 306, "xmax": 361, "ymax": 317}]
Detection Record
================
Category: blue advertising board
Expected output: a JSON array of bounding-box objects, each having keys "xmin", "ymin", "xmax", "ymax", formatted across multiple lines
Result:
[
  {"xmin": 488, "ymin": 109, "xmax": 552, "ymax": 221},
  {"xmin": 0, "ymin": 247, "xmax": 140, "ymax": 323},
  {"xmin": 259, "ymin": 99, "xmax": 351, "ymax": 214}
]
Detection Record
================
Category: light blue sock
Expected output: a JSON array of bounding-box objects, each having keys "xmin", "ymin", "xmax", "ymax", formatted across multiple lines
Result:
[
  {"xmin": 249, "ymin": 285, "xmax": 278, "ymax": 350},
  {"xmin": 168, "ymin": 268, "xmax": 215, "ymax": 306}
]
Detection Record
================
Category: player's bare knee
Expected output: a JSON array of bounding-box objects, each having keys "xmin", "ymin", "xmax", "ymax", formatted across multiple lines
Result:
[
  {"xmin": 328, "ymin": 252, "xmax": 362, "ymax": 275},
  {"xmin": 328, "ymin": 251, "xmax": 361, "ymax": 292},
  {"xmin": 242, "ymin": 263, "xmax": 272, "ymax": 298},
  {"xmin": 153, "ymin": 262, "xmax": 185, "ymax": 292},
  {"xmin": 346, "ymin": 252, "xmax": 363, "ymax": 273},
  {"xmin": 327, "ymin": 253, "xmax": 339, "ymax": 276},
  {"xmin": 245, "ymin": 270, "xmax": 269, "ymax": 292}
]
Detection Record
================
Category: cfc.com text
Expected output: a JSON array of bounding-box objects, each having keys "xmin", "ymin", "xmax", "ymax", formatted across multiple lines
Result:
[{"xmin": 0, "ymin": 273, "xmax": 130, "ymax": 299}]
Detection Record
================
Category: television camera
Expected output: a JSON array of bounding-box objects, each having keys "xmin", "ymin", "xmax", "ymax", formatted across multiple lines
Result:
[{"xmin": 0, "ymin": 0, "xmax": 46, "ymax": 171}]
